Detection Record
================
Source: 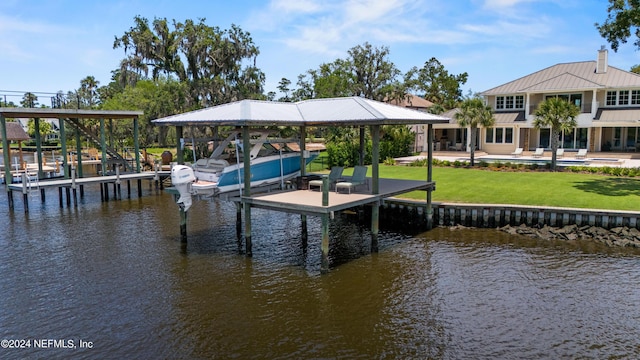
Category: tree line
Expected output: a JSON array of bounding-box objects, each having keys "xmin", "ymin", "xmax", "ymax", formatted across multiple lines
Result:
[
  {"xmin": 5, "ymin": 2, "xmax": 637, "ymax": 167},
  {"xmin": 3, "ymin": 16, "xmax": 470, "ymax": 165}
]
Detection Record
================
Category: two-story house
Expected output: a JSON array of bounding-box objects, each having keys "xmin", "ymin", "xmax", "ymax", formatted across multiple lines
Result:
[{"xmin": 435, "ymin": 47, "xmax": 640, "ymax": 154}]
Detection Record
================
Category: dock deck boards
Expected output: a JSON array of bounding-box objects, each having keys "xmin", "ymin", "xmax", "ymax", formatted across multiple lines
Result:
[
  {"xmin": 245, "ymin": 178, "xmax": 433, "ymax": 215},
  {"xmin": 6, "ymin": 171, "xmax": 170, "ymax": 191}
]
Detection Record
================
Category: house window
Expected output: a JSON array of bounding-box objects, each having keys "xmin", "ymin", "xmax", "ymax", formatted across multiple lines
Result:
[
  {"xmin": 495, "ymin": 128, "xmax": 504, "ymax": 143},
  {"xmin": 505, "ymin": 128, "xmax": 513, "ymax": 143},
  {"xmin": 539, "ymin": 128, "xmax": 550, "ymax": 148},
  {"xmin": 495, "ymin": 95, "xmax": 524, "ymax": 110},
  {"xmin": 606, "ymin": 89, "xmax": 640, "ymax": 106},
  {"xmin": 546, "ymin": 94, "xmax": 583, "ymax": 109},
  {"xmin": 619, "ymin": 90, "xmax": 630, "ymax": 105},
  {"xmin": 505, "ymin": 97, "xmax": 514, "ymax": 109},
  {"xmin": 540, "ymin": 128, "xmax": 587, "ymax": 149},
  {"xmin": 515, "ymin": 96, "xmax": 524, "ymax": 109},
  {"xmin": 485, "ymin": 128, "xmax": 494, "ymax": 143},
  {"xmin": 485, "ymin": 127, "xmax": 513, "ymax": 144}
]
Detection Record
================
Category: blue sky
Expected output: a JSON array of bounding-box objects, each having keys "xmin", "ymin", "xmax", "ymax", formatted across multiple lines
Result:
[{"xmin": 1, "ymin": 0, "xmax": 639, "ymax": 106}]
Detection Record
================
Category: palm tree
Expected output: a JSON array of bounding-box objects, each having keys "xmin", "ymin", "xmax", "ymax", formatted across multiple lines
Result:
[
  {"xmin": 79, "ymin": 76, "xmax": 100, "ymax": 108},
  {"xmin": 533, "ymin": 97, "xmax": 580, "ymax": 171},
  {"xmin": 455, "ymin": 98, "xmax": 495, "ymax": 166}
]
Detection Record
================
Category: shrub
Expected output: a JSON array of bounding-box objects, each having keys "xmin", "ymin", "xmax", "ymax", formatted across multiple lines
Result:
[{"xmin": 383, "ymin": 156, "xmax": 396, "ymax": 165}]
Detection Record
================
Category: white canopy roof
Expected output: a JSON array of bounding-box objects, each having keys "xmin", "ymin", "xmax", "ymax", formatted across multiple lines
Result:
[{"xmin": 152, "ymin": 96, "xmax": 449, "ymax": 126}]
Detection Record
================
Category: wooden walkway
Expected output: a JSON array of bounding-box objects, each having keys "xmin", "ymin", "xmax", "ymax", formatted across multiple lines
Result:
[
  {"xmin": 5, "ymin": 171, "xmax": 171, "ymax": 212},
  {"xmin": 245, "ymin": 178, "xmax": 433, "ymax": 216},
  {"xmin": 6, "ymin": 171, "xmax": 167, "ymax": 191}
]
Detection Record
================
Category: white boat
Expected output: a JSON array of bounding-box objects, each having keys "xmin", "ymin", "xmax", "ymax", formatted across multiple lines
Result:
[{"xmin": 171, "ymin": 130, "xmax": 318, "ymax": 210}]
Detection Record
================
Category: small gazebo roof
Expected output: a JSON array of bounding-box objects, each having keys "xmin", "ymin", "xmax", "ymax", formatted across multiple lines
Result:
[
  {"xmin": 0, "ymin": 108, "xmax": 143, "ymax": 119},
  {"xmin": 1, "ymin": 122, "xmax": 29, "ymax": 141}
]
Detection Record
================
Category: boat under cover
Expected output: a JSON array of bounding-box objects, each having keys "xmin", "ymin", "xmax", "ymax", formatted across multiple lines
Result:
[{"xmin": 188, "ymin": 130, "xmax": 317, "ymax": 197}]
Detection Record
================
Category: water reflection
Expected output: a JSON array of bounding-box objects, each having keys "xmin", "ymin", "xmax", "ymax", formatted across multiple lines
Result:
[{"xmin": 0, "ymin": 187, "xmax": 639, "ymax": 359}]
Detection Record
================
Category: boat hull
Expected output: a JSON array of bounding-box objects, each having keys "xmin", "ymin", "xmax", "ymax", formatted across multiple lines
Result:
[{"xmin": 193, "ymin": 152, "xmax": 317, "ymax": 195}]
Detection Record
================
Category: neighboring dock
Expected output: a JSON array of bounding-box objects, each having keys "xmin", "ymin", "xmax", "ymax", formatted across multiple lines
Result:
[{"xmin": 6, "ymin": 169, "xmax": 171, "ymax": 211}]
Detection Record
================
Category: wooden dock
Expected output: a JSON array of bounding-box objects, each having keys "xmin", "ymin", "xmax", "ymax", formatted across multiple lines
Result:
[
  {"xmin": 6, "ymin": 170, "xmax": 171, "ymax": 212},
  {"xmin": 6, "ymin": 171, "xmax": 164, "ymax": 191},
  {"xmin": 245, "ymin": 178, "xmax": 433, "ymax": 215}
]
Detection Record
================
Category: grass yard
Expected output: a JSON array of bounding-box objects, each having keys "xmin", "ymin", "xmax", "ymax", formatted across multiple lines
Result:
[{"xmin": 342, "ymin": 165, "xmax": 640, "ymax": 212}]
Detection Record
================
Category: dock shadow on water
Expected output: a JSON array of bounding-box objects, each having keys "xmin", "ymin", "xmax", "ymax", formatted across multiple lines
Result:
[{"xmin": 1, "ymin": 188, "xmax": 640, "ymax": 359}]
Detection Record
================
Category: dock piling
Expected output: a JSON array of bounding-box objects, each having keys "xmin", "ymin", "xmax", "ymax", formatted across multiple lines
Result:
[
  {"xmin": 322, "ymin": 175, "xmax": 329, "ymax": 206},
  {"xmin": 301, "ymin": 214, "xmax": 308, "ymax": 255},
  {"xmin": 235, "ymin": 202, "xmax": 242, "ymax": 252},
  {"xmin": 21, "ymin": 173, "xmax": 29, "ymax": 213},
  {"xmin": 371, "ymin": 203, "xmax": 379, "ymax": 253},
  {"xmin": 321, "ymin": 213, "xmax": 330, "ymax": 273},
  {"xmin": 244, "ymin": 203, "xmax": 252, "ymax": 257},
  {"xmin": 180, "ymin": 206, "xmax": 187, "ymax": 243}
]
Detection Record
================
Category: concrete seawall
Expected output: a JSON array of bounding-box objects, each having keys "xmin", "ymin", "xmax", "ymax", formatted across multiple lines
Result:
[{"xmin": 378, "ymin": 199, "xmax": 640, "ymax": 231}]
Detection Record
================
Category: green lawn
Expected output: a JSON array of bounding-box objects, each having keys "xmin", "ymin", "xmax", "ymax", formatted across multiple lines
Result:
[{"xmin": 346, "ymin": 165, "xmax": 640, "ymax": 212}]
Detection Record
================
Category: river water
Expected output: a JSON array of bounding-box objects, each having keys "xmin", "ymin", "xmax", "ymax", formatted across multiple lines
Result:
[{"xmin": 1, "ymin": 182, "xmax": 639, "ymax": 359}]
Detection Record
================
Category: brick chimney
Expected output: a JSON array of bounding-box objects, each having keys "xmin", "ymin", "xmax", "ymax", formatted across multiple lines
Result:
[{"xmin": 596, "ymin": 45, "xmax": 608, "ymax": 74}]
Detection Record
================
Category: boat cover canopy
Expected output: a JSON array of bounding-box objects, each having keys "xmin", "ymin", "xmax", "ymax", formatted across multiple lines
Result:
[{"xmin": 152, "ymin": 96, "xmax": 449, "ymax": 127}]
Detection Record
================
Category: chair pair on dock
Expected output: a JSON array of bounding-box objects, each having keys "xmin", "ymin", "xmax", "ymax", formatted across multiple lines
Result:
[
  {"xmin": 335, "ymin": 165, "xmax": 368, "ymax": 194},
  {"xmin": 308, "ymin": 166, "xmax": 344, "ymax": 191},
  {"xmin": 308, "ymin": 165, "xmax": 369, "ymax": 194}
]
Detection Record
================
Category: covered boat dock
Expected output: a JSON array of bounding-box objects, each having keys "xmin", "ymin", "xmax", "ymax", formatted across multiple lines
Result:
[
  {"xmin": 153, "ymin": 96, "xmax": 448, "ymax": 272},
  {"xmin": 0, "ymin": 108, "xmax": 149, "ymax": 211}
]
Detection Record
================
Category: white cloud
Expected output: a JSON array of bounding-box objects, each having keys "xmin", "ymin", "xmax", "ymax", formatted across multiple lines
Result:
[
  {"xmin": 343, "ymin": 0, "xmax": 407, "ymax": 24},
  {"xmin": 0, "ymin": 14, "xmax": 71, "ymax": 36},
  {"xmin": 483, "ymin": 0, "xmax": 533, "ymax": 8},
  {"xmin": 270, "ymin": 0, "xmax": 322, "ymax": 14}
]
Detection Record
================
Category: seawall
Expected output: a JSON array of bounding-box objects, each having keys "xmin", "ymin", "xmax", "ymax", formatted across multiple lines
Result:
[{"xmin": 377, "ymin": 199, "xmax": 640, "ymax": 243}]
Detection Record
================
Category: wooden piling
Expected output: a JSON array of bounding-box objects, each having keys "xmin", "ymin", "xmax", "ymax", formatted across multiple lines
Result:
[
  {"xmin": 236, "ymin": 202, "xmax": 242, "ymax": 250},
  {"xmin": 244, "ymin": 203, "xmax": 252, "ymax": 257},
  {"xmin": 180, "ymin": 206, "xmax": 187, "ymax": 243},
  {"xmin": 21, "ymin": 173, "xmax": 28, "ymax": 213},
  {"xmin": 301, "ymin": 214, "xmax": 308, "ymax": 253},
  {"xmin": 320, "ymin": 175, "xmax": 330, "ymax": 273},
  {"xmin": 371, "ymin": 204, "xmax": 379, "ymax": 253},
  {"xmin": 321, "ymin": 213, "xmax": 330, "ymax": 274}
]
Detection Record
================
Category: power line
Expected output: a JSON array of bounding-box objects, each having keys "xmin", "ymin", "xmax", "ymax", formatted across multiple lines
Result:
[{"xmin": 0, "ymin": 90, "xmax": 65, "ymax": 95}]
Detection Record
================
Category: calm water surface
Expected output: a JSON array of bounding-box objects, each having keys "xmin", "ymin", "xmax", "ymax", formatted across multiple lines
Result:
[{"xmin": 1, "ymin": 183, "xmax": 639, "ymax": 359}]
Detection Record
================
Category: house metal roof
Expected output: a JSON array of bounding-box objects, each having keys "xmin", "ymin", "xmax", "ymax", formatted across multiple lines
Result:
[
  {"xmin": 386, "ymin": 95, "xmax": 434, "ymax": 109},
  {"xmin": 494, "ymin": 111, "xmax": 526, "ymax": 123},
  {"xmin": 594, "ymin": 108, "xmax": 640, "ymax": 125},
  {"xmin": 481, "ymin": 61, "xmax": 640, "ymax": 96},
  {"xmin": 152, "ymin": 96, "xmax": 449, "ymax": 127}
]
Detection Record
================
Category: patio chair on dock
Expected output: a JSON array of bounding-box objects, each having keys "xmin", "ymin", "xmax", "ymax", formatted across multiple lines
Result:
[
  {"xmin": 556, "ymin": 148, "xmax": 564, "ymax": 158},
  {"xmin": 308, "ymin": 166, "xmax": 343, "ymax": 191},
  {"xmin": 335, "ymin": 166, "xmax": 368, "ymax": 194}
]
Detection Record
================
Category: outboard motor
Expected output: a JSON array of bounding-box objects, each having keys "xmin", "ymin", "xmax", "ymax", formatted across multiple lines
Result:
[{"xmin": 171, "ymin": 165, "xmax": 196, "ymax": 212}]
